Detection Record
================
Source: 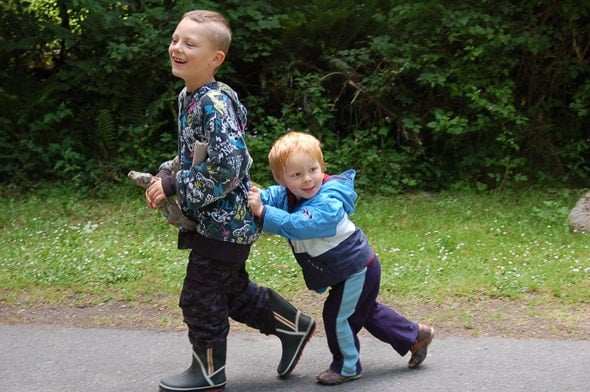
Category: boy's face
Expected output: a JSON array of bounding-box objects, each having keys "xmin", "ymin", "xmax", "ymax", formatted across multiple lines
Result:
[
  {"xmin": 279, "ymin": 150, "xmax": 324, "ymax": 200},
  {"xmin": 168, "ymin": 18, "xmax": 222, "ymax": 91}
]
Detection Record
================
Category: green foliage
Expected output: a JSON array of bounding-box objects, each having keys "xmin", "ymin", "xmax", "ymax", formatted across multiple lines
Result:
[
  {"xmin": 344, "ymin": 1, "xmax": 588, "ymax": 189},
  {"xmin": 0, "ymin": 0, "xmax": 178, "ymax": 189},
  {"xmin": 0, "ymin": 0, "xmax": 588, "ymax": 192},
  {"xmin": 243, "ymin": 0, "xmax": 589, "ymax": 191}
]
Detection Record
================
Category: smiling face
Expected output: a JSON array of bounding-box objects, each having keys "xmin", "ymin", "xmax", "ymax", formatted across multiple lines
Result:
[
  {"xmin": 168, "ymin": 18, "xmax": 224, "ymax": 91},
  {"xmin": 279, "ymin": 150, "xmax": 325, "ymax": 200}
]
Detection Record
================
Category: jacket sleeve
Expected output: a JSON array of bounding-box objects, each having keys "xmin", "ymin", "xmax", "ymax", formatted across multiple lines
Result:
[
  {"xmin": 156, "ymin": 159, "xmax": 176, "ymax": 197},
  {"xmin": 261, "ymin": 193, "xmax": 346, "ymax": 240}
]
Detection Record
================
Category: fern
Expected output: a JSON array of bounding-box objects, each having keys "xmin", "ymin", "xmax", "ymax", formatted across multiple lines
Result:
[{"xmin": 96, "ymin": 108, "xmax": 116, "ymax": 160}]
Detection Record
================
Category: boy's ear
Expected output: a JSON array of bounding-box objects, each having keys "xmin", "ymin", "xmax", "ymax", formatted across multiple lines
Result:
[{"xmin": 211, "ymin": 50, "xmax": 225, "ymax": 67}]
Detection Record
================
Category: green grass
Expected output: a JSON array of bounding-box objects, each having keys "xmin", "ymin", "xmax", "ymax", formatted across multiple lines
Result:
[
  {"xmin": 1, "ymin": 184, "xmax": 588, "ymax": 310},
  {"xmin": 356, "ymin": 190, "xmax": 589, "ymax": 303}
]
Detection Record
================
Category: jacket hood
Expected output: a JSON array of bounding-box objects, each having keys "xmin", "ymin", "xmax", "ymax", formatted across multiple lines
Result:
[
  {"xmin": 217, "ymin": 82, "xmax": 248, "ymax": 127},
  {"xmin": 322, "ymin": 169, "xmax": 357, "ymax": 215}
]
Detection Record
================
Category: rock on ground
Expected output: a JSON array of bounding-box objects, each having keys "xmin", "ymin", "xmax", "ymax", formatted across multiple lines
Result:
[{"xmin": 569, "ymin": 190, "xmax": 590, "ymax": 233}]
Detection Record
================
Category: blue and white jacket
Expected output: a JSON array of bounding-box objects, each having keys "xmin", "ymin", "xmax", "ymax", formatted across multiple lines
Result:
[{"xmin": 258, "ymin": 169, "xmax": 374, "ymax": 290}]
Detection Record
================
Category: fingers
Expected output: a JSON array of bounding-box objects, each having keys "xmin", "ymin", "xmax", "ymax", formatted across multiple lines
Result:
[
  {"xmin": 247, "ymin": 189, "xmax": 258, "ymax": 204},
  {"xmin": 247, "ymin": 187, "xmax": 263, "ymax": 218},
  {"xmin": 146, "ymin": 177, "xmax": 163, "ymax": 209},
  {"xmin": 145, "ymin": 189, "xmax": 157, "ymax": 209}
]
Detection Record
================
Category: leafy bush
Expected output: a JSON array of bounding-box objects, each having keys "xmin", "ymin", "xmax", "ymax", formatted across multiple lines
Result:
[{"xmin": 0, "ymin": 0, "xmax": 588, "ymax": 193}]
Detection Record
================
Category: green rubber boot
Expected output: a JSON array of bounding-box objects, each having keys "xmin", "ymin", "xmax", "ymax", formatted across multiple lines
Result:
[
  {"xmin": 268, "ymin": 289, "xmax": 316, "ymax": 378},
  {"xmin": 159, "ymin": 341, "xmax": 226, "ymax": 392}
]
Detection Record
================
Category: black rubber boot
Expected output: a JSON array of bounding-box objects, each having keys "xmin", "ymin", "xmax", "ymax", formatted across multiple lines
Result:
[
  {"xmin": 268, "ymin": 289, "xmax": 316, "ymax": 378},
  {"xmin": 159, "ymin": 341, "xmax": 226, "ymax": 392}
]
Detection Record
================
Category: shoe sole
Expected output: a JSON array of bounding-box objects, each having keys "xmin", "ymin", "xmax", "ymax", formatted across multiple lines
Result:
[
  {"xmin": 159, "ymin": 385, "xmax": 225, "ymax": 392},
  {"xmin": 317, "ymin": 373, "xmax": 362, "ymax": 385},
  {"xmin": 278, "ymin": 320, "xmax": 316, "ymax": 378}
]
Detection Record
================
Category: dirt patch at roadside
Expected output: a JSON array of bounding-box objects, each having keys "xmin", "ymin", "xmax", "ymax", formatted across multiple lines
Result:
[{"xmin": 2, "ymin": 291, "xmax": 588, "ymax": 340}]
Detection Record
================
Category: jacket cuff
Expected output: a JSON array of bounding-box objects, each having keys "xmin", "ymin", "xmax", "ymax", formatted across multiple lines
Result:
[
  {"xmin": 257, "ymin": 206, "xmax": 266, "ymax": 227},
  {"xmin": 158, "ymin": 172, "xmax": 176, "ymax": 197}
]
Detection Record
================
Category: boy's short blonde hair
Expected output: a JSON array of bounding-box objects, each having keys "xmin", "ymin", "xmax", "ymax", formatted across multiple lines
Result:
[
  {"xmin": 268, "ymin": 132, "xmax": 326, "ymax": 183},
  {"xmin": 182, "ymin": 10, "xmax": 232, "ymax": 54}
]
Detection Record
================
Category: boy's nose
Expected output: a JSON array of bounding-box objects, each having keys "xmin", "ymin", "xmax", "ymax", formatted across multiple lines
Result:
[{"xmin": 169, "ymin": 42, "xmax": 181, "ymax": 51}]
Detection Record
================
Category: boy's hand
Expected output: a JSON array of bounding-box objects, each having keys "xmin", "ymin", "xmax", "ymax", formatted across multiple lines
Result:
[
  {"xmin": 248, "ymin": 186, "xmax": 264, "ymax": 218},
  {"xmin": 146, "ymin": 177, "xmax": 165, "ymax": 209}
]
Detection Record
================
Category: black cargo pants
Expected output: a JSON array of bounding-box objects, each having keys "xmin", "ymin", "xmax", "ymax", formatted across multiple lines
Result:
[{"xmin": 179, "ymin": 251, "xmax": 275, "ymax": 349}]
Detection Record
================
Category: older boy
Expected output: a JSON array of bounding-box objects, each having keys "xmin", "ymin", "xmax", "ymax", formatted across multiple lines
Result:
[{"xmin": 147, "ymin": 11, "xmax": 315, "ymax": 392}]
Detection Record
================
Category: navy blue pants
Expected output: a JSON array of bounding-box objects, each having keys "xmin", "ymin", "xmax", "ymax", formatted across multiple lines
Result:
[
  {"xmin": 322, "ymin": 257, "xmax": 419, "ymax": 376},
  {"xmin": 179, "ymin": 251, "xmax": 275, "ymax": 349}
]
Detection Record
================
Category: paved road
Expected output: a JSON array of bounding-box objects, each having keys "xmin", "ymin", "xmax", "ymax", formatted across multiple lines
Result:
[{"xmin": 1, "ymin": 324, "xmax": 588, "ymax": 391}]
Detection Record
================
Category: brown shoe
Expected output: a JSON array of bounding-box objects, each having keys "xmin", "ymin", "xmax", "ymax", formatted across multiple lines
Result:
[
  {"xmin": 316, "ymin": 368, "xmax": 361, "ymax": 385},
  {"xmin": 408, "ymin": 324, "xmax": 434, "ymax": 369}
]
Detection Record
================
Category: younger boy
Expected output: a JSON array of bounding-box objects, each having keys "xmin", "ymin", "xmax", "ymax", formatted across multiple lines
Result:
[
  {"xmin": 248, "ymin": 132, "xmax": 434, "ymax": 385},
  {"xmin": 146, "ymin": 12, "xmax": 315, "ymax": 392}
]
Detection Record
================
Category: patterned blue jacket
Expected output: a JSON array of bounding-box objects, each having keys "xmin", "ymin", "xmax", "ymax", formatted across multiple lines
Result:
[{"xmin": 159, "ymin": 82, "xmax": 260, "ymax": 248}]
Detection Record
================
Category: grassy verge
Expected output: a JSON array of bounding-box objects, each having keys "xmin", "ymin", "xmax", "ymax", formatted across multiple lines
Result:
[{"xmin": 1, "ymin": 184, "xmax": 588, "ymax": 335}]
